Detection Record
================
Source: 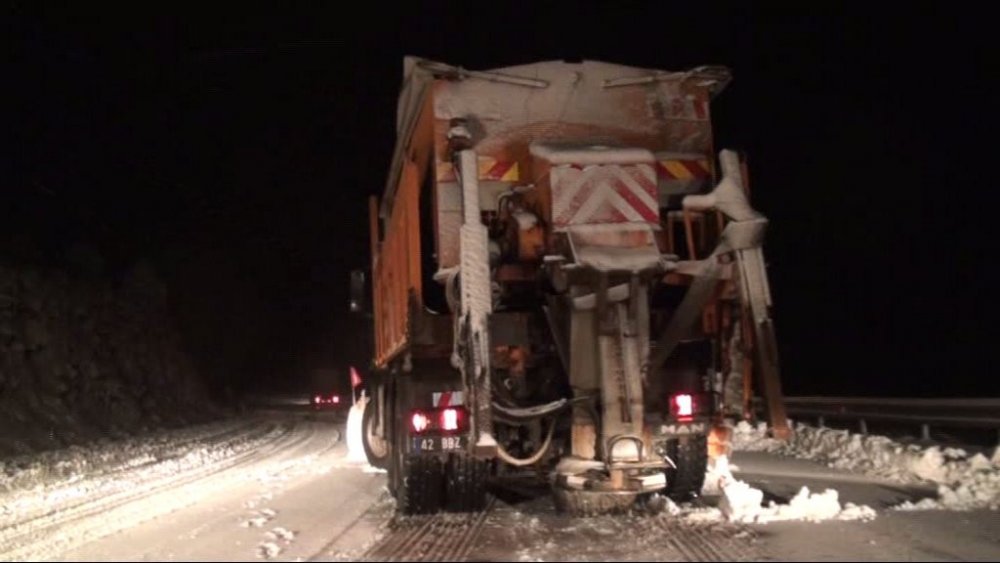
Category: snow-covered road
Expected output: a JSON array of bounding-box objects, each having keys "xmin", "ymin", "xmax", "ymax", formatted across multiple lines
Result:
[
  {"xmin": 0, "ymin": 411, "xmax": 387, "ymax": 561},
  {"xmin": 1, "ymin": 411, "xmax": 997, "ymax": 561}
]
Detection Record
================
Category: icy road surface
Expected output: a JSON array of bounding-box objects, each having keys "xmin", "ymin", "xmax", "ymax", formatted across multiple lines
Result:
[
  {"xmin": 0, "ymin": 411, "xmax": 387, "ymax": 562},
  {"xmin": 1, "ymin": 411, "xmax": 997, "ymax": 562}
]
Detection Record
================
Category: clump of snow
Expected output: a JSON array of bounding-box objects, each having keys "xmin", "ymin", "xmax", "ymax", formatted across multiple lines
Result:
[
  {"xmin": 257, "ymin": 542, "xmax": 282, "ymax": 559},
  {"xmin": 703, "ymin": 455, "xmax": 877, "ymax": 524},
  {"xmin": 755, "ymin": 487, "xmax": 842, "ymax": 523},
  {"xmin": 647, "ymin": 493, "xmax": 681, "ymax": 516},
  {"xmin": 838, "ymin": 502, "xmax": 878, "ymax": 521},
  {"xmin": 702, "ymin": 455, "xmax": 739, "ymax": 495},
  {"xmin": 718, "ymin": 478, "xmax": 764, "ymax": 520},
  {"xmin": 893, "ymin": 497, "xmax": 942, "ymax": 511},
  {"xmin": 730, "ymin": 420, "xmax": 1000, "ymax": 511},
  {"xmin": 682, "ymin": 507, "xmax": 724, "ymax": 523},
  {"xmin": 266, "ymin": 527, "xmax": 296, "ymax": 542},
  {"xmin": 969, "ymin": 453, "xmax": 992, "ymax": 471},
  {"xmin": 241, "ymin": 508, "xmax": 279, "ymax": 528},
  {"xmin": 730, "ymin": 420, "xmax": 782, "ymax": 452},
  {"xmin": 943, "ymin": 447, "xmax": 967, "ymax": 459},
  {"xmin": 911, "ymin": 447, "xmax": 949, "ymax": 482}
]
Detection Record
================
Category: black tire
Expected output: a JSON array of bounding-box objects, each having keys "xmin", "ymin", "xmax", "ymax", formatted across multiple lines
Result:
[
  {"xmin": 361, "ymin": 392, "xmax": 390, "ymax": 470},
  {"xmin": 663, "ymin": 434, "xmax": 708, "ymax": 501},
  {"xmin": 444, "ymin": 454, "xmax": 489, "ymax": 512},
  {"xmin": 396, "ymin": 453, "xmax": 444, "ymax": 515}
]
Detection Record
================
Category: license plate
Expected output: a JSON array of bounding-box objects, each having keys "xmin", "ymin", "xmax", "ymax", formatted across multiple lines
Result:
[{"xmin": 412, "ymin": 435, "xmax": 465, "ymax": 453}]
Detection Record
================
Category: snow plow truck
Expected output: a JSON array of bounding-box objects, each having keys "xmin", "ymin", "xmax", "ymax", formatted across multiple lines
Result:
[{"xmin": 351, "ymin": 57, "xmax": 789, "ymax": 515}]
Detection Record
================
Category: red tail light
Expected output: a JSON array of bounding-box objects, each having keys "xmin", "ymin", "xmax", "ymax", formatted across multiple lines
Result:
[
  {"xmin": 441, "ymin": 408, "xmax": 460, "ymax": 431},
  {"xmin": 332, "ymin": 395, "xmax": 340, "ymax": 404},
  {"xmin": 672, "ymin": 394, "xmax": 694, "ymax": 421},
  {"xmin": 410, "ymin": 412, "xmax": 430, "ymax": 433},
  {"xmin": 314, "ymin": 395, "xmax": 321, "ymax": 404}
]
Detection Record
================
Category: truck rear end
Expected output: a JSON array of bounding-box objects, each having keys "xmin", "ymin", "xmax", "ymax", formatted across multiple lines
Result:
[{"xmin": 354, "ymin": 57, "xmax": 788, "ymax": 515}]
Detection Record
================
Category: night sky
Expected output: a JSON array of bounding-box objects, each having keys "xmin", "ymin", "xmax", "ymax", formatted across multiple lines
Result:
[{"xmin": 8, "ymin": 8, "xmax": 995, "ymax": 398}]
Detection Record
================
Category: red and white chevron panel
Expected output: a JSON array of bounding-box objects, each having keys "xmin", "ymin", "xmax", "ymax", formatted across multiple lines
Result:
[
  {"xmin": 432, "ymin": 391, "xmax": 464, "ymax": 407},
  {"xmin": 551, "ymin": 163, "xmax": 659, "ymax": 229}
]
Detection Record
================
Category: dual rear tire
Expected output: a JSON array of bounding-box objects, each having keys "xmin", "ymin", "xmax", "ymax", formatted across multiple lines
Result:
[
  {"xmin": 365, "ymin": 382, "xmax": 489, "ymax": 515},
  {"xmin": 393, "ymin": 450, "xmax": 490, "ymax": 515}
]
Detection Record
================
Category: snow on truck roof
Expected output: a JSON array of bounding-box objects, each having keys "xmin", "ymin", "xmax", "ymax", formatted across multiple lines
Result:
[
  {"xmin": 529, "ymin": 142, "xmax": 655, "ymax": 166},
  {"xmin": 405, "ymin": 57, "xmax": 731, "ymax": 93},
  {"xmin": 381, "ymin": 57, "xmax": 731, "ymax": 218}
]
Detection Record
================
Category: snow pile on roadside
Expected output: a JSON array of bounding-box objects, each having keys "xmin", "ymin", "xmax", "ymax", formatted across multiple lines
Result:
[
  {"xmin": 722, "ymin": 483, "xmax": 877, "ymax": 524},
  {"xmin": 730, "ymin": 420, "xmax": 784, "ymax": 452},
  {"xmin": 0, "ymin": 419, "xmax": 281, "ymax": 526},
  {"xmin": 730, "ymin": 420, "xmax": 1000, "ymax": 511},
  {"xmin": 697, "ymin": 455, "xmax": 876, "ymax": 524},
  {"xmin": 344, "ymin": 403, "xmax": 367, "ymax": 464},
  {"xmin": 701, "ymin": 454, "xmax": 738, "ymax": 495},
  {"xmin": 892, "ymin": 459, "xmax": 1000, "ymax": 511},
  {"xmin": 0, "ymin": 419, "xmax": 251, "ymax": 495}
]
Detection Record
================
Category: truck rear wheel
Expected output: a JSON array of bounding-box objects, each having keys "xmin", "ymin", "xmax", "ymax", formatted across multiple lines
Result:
[
  {"xmin": 395, "ymin": 452, "xmax": 444, "ymax": 515},
  {"xmin": 362, "ymin": 391, "xmax": 390, "ymax": 470},
  {"xmin": 444, "ymin": 454, "xmax": 489, "ymax": 512},
  {"xmin": 663, "ymin": 434, "xmax": 708, "ymax": 501}
]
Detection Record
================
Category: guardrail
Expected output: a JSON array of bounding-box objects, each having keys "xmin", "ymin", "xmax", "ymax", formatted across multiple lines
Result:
[{"xmin": 753, "ymin": 396, "xmax": 1000, "ymax": 445}]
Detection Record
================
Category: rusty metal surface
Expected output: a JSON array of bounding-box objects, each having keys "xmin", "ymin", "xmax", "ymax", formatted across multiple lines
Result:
[
  {"xmin": 426, "ymin": 59, "xmax": 719, "ymax": 252},
  {"xmin": 373, "ymin": 160, "xmax": 422, "ymax": 368}
]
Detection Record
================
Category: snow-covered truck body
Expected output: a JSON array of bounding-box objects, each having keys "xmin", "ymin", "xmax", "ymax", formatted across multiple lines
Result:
[{"xmin": 358, "ymin": 57, "xmax": 788, "ymax": 514}]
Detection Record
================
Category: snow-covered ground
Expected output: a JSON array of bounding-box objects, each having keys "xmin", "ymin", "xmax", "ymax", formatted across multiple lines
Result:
[
  {"xmin": 690, "ymin": 454, "xmax": 877, "ymax": 524},
  {"xmin": 0, "ymin": 414, "xmax": 355, "ymax": 561},
  {"xmin": 1, "ymin": 409, "xmax": 998, "ymax": 562},
  {"xmin": 729, "ymin": 420, "xmax": 1000, "ymax": 511}
]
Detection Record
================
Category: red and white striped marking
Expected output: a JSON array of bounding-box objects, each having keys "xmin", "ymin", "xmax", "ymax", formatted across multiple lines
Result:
[
  {"xmin": 432, "ymin": 391, "xmax": 464, "ymax": 407},
  {"xmin": 551, "ymin": 163, "xmax": 659, "ymax": 229},
  {"xmin": 657, "ymin": 159, "xmax": 712, "ymax": 181},
  {"xmin": 436, "ymin": 158, "xmax": 519, "ymax": 183}
]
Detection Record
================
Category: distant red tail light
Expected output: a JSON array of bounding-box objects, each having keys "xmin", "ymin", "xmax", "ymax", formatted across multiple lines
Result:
[
  {"xmin": 671, "ymin": 394, "xmax": 694, "ymax": 421},
  {"xmin": 314, "ymin": 395, "xmax": 321, "ymax": 404},
  {"xmin": 410, "ymin": 412, "xmax": 430, "ymax": 433},
  {"xmin": 332, "ymin": 395, "xmax": 340, "ymax": 404}
]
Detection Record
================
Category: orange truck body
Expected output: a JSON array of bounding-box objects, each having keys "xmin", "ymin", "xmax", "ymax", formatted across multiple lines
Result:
[{"xmin": 370, "ymin": 58, "xmax": 728, "ymax": 370}]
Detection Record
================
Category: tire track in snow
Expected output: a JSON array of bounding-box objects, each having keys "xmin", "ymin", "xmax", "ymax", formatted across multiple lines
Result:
[
  {"xmin": 239, "ymin": 421, "xmax": 344, "ymax": 560},
  {"xmin": 0, "ymin": 418, "xmax": 311, "ymax": 561}
]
